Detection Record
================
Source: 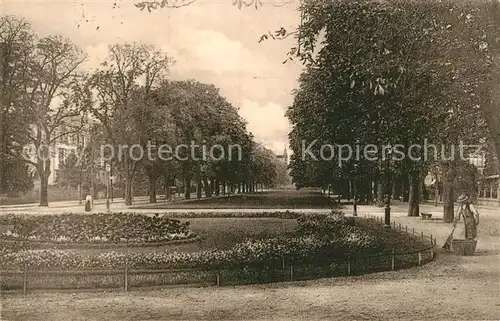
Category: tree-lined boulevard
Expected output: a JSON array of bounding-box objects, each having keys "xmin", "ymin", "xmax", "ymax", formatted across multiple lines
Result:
[
  {"xmin": 0, "ymin": 16, "xmax": 291, "ymax": 207},
  {"xmin": 1, "ymin": 1, "xmax": 500, "ymax": 320}
]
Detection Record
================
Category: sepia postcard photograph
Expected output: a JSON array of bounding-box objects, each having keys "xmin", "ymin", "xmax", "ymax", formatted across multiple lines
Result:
[{"xmin": 0, "ymin": 0, "xmax": 499, "ymax": 320}]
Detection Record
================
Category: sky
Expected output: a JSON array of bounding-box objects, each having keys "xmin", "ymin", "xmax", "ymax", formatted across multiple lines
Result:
[{"xmin": 3, "ymin": 0, "xmax": 303, "ymax": 155}]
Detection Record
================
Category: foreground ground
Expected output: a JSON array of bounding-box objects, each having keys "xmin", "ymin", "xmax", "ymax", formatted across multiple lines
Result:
[
  {"xmin": 1, "ymin": 209, "xmax": 498, "ymax": 321},
  {"xmin": 1, "ymin": 251, "xmax": 498, "ymax": 321}
]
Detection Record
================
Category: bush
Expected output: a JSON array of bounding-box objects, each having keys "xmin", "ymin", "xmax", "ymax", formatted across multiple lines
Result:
[{"xmin": 0, "ymin": 213, "xmax": 192, "ymax": 244}]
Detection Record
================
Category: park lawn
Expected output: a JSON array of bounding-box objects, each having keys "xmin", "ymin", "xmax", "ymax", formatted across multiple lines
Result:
[
  {"xmin": 133, "ymin": 190, "xmax": 335, "ymax": 210},
  {"xmin": 0, "ymin": 217, "xmax": 298, "ymax": 291},
  {"xmin": 73, "ymin": 217, "xmax": 298, "ymax": 254}
]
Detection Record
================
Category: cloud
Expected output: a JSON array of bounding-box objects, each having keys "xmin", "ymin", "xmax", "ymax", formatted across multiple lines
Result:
[
  {"xmin": 238, "ymin": 98, "xmax": 290, "ymax": 153},
  {"xmin": 4, "ymin": 1, "xmax": 300, "ymax": 153},
  {"xmin": 167, "ymin": 28, "xmax": 270, "ymax": 77}
]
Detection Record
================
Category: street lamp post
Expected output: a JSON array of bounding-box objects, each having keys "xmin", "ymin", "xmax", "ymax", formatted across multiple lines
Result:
[
  {"xmin": 110, "ymin": 162, "xmax": 114, "ymax": 202},
  {"xmin": 106, "ymin": 163, "xmax": 111, "ymax": 212},
  {"xmin": 353, "ymin": 139, "xmax": 360, "ymax": 217},
  {"xmin": 353, "ymin": 163, "xmax": 358, "ymax": 217},
  {"xmin": 384, "ymin": 145, "xmax": 393, "ymax": 227},
  {"xmin": 434, "ymin": 176, "xmax": 439, "ymax": 207}
]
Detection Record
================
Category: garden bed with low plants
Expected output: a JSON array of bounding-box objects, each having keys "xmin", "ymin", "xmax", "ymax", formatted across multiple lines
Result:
[
  {"xmin": 0, "ymin": 213, "xmax": 196, "ymax": 247},
  {"xmin": 0, "ymin": 212, "xmax": 434, "ymax": 291},
  {"xmin": 0, "ymin": 213, "xmax": 430, "ymax": 270}
]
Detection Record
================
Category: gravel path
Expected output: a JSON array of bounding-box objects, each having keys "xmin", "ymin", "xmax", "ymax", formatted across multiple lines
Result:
[{"xmin": 1, "ymin": 252, "xmax": 498, "ymax": 321}]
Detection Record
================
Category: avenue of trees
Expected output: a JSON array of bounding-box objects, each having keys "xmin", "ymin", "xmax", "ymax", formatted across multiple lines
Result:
[
  {"xmin": 282, "ymin": 0, "xmax": 500, "ymax": 221},
  {"xmin": 133, "ymin": 0, "xmax": 499, "ymax": 221},
  {"xmin": 0, "ymin": 15, "xmax": 288, "ymax": 206}
]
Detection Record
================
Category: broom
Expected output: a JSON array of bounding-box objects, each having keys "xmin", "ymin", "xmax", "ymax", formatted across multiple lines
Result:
[{"xmin": 443, "ymin": 220, "xmax": 458, "ymax": 251}]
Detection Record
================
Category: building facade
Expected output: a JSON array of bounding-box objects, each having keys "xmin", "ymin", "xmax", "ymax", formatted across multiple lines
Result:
[{"xmin": 25, "ymin": 132, "xmax": 86, "ymax": 186}]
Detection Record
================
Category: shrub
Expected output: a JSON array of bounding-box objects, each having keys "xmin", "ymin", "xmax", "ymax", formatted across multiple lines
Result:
[{"xmin": 0, "ymin": 213, "xmax": 192, "ymax": 244}]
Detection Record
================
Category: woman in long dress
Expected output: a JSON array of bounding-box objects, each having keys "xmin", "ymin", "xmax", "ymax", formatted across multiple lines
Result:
[
  {"xmin": 454, "ymin": 194, "xmax": 480, "ymax": 240},
  {"xmin": 85, "ymin": 194, "xmax": 92, "ymax": 212}
]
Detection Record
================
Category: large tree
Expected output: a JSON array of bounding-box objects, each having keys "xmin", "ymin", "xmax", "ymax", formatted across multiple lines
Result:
[
  {"xmin": 90, "ymin": 42, "xmax": 172, "ymax": 205},
  {"xmin": 0, "ymin": 15, "xmax": 35, "ymax": 195},
  {"xmin": 15, "ymin": 34, "xmax": 87, "ymax": 206}
]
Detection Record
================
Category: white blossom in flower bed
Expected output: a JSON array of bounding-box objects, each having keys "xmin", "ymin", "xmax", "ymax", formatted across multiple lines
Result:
[{"xmin": 0, "ymin": 213, "xmax": 193, "ymax": 244}]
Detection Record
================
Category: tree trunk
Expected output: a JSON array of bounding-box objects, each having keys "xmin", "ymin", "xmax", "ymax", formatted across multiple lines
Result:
[
  {"xmin": 367, "ymin": 179, "xmax": 373, "ymax": 204},
  {"xmin": 407, "ymin": 170, "xmax": 420, "ymax": 217},
  {"xmin": 443, "ymin": 162, "xmax": 457, "ymax": 223},
  {"xmin": 39, "ymin": 171, "xmax": 49, "ymax": 207},
  {"xmin": 203, "ymin": 178, "xmax": 211, "ymax": 197},
  {"xmin": 123, "ymin": 152, "xmax": 134, "ymax": 205},
  {"xmin": 184, "ymin": 176, "xmax": 191, "ymax": 200},
  {"xmin": 376, "ymin": 179, "xmax": 384, "ymax": 207},
  {"xmin": 147, "ymin": 171, "xmax": 157, "ymax": 203},
  {"xmin": 196, "ymin": 179, "xmax": 202, "ymax": 199},
  {"xmin": 215, "ymin": 180, "xmax": 220, "ymax": 196},
  {"xmin": 125, "ymin": 173, "xmax": 133, "ymax": 205},
  {"xmin": 393, "ymin": 176, "xmax": 402, "ymax": 201},
  {"xmin": 400, "ymin": 173, "xmax": 408, "ymax": 201}
]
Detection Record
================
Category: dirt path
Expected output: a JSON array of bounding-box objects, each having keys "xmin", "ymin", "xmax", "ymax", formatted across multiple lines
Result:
[{"xmin": 1, "ymin": 249, "xmax": 499, "ymax": 321}]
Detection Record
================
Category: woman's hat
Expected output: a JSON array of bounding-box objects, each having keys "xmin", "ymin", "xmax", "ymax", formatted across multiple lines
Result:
[{"xmin": 457, "ymin": 194, "xmax": 470, "ymax": 204}]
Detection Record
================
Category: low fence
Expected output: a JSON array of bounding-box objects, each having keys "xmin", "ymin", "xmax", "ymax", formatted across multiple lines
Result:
[{"xmin": 0, "ymin": 215, "xmax": 436, "ymax": 294}]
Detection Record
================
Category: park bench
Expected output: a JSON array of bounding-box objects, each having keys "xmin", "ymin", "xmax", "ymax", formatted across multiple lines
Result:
[{"xmin": 421, "ymin": 212, "xmax": 432, "ymax": 220}]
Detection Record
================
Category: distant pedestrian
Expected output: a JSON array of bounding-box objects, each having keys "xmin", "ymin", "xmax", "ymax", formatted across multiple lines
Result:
[{"xmin": 85, "ymin": 194, "xmax": 92, "ymax": 212}]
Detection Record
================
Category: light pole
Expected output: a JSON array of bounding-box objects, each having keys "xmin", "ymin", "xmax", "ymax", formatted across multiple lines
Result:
[
  {"xmin": 353, "ymin": 163, "xmax": 358, "ymax": 217},
  {"xmin": 434, "ymin": 175, "xmax": 439, "ymax": 207},
  {"xmin": 353, "ymin": 139, "xmax": 360, "ymax": 217},
  {"xmin": 384, "ymin": 145, "xmax": 393, "ymax": 227},
  {"xmin": 90, "ymin": 128, "xmax": 95, "ymax": 209},
  {"xmin": 106, "ymin": 163, "xmax": 111, "ymax": 212}
]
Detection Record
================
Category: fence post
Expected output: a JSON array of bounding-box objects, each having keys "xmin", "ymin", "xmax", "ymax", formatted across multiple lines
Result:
[
  {"xmin": 216, "ymin": 271, "xmax": 221, "ymax": 286},
  {"xmin": 391, "ymin": 248, "xmax": 395, "ymax": 271},
  {"xmin": 412, "ymin": 228, "xmax": 415, "ymax": 235},
  {"xmin": 290, "ymin": 265, "xmax": 294, "ymax": 281},
  {"xmin": 393, "ymin": 221, "xmax": 396, "ymax": 229},
  {"xmin": 124, "ymin": 263, "xmax": 129, "ymax": 292},
  {"xmin": 124, "ymin": 239, "xmax": 129, "ymax": 292},
  {"xmin": 347, "ymin": 259, "xmax": 351, "ymax": 276},
  {"xmin": 430, "ymin": 245, "xmax": 434, "ymax": 259},
  {"xmin": 421, "ymin": 231, "xmax": 424, "ymax": 240},
  {"xmin": 405, "ymin": 225, "xmax": 408, "ymax": 234},
  {"xmin": 418, "ymin": 251, "xmax": 422, "ymax": 266},
  {"xmin": 430, "ymin": 234, "xmax": 433, "ymax": 245},
  {"xmin": 23, "ymin": 262, "xmax": 27, "ymax": 296}
]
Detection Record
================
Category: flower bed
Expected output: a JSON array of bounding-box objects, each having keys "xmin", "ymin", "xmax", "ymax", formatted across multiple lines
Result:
[
  {"xmin": 0, "ymin": 213, "xmax": 429, "ymax": 271},
  {"xmin": 0, "ymin": 213, "xmax": 193, "ymax": 245}
]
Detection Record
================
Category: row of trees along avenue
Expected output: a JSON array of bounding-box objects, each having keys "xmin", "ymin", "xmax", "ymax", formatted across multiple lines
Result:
[
  {"xmin": 0, "ymin": 15, "xmax": 288, "ymax": 206},
  {"xmin": 282, "ymin": 0, "xmax": 500, "ymax": 222}
]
